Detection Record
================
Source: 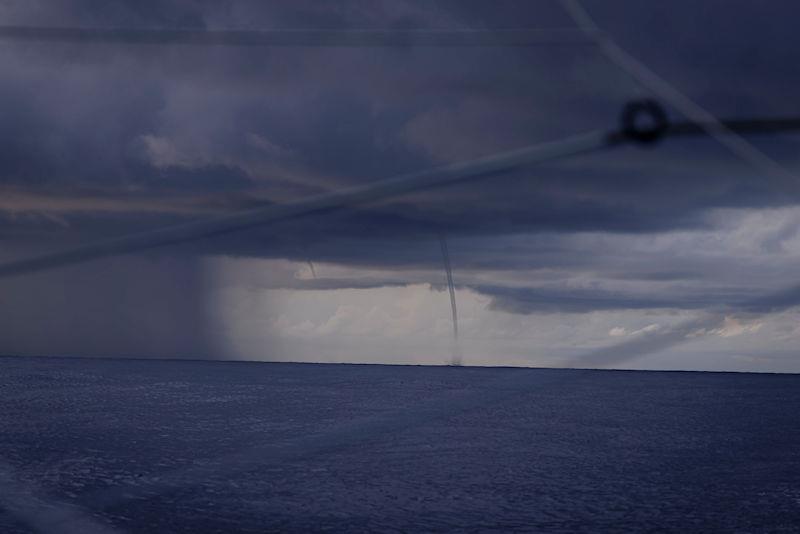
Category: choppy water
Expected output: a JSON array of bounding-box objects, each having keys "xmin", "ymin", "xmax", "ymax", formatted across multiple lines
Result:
[{"xmin": 1, "ymin": 356, "xmax": 799, "ymax": 533}]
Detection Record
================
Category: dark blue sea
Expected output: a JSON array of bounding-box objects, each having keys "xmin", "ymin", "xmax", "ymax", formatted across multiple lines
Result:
[{"xmin": 1, "ymin": 356, "xmax": 799, "ymax": 533}]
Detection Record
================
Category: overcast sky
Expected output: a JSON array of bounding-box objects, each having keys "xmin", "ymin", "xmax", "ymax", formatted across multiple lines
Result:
[{"xmin": 1, "ymin": 1, "xmax": 800, "ymax": 372}]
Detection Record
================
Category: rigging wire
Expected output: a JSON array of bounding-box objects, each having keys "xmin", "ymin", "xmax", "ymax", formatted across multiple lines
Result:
[
  {"xmin": 0, "ymin": 130, "xmax": 617, "ymax": 279},
  {"xmin": 560, "ymin": 0, "xmax": 799, "ymax": 191},
  {"xmin": 560, "ymin": 0, "xmax": 800, "ymax": 366},
  {"xmin": 0, "ymin": 26, "xmax": 596, "ymax": 47},
  {"xmin": 0, "ymin": 109, "xmax": 798, "ymax": 282}
]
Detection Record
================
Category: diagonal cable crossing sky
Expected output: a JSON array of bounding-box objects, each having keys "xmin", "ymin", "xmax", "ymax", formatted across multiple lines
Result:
[{"xmin": 0, "ymin": 26, "xmax": 597, "ymax": 47}]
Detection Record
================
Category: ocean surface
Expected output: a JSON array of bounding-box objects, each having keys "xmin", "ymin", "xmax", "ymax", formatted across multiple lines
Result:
[{"xmin": 1, "ymin": 356, "xmax": 799, "ymax": 533}]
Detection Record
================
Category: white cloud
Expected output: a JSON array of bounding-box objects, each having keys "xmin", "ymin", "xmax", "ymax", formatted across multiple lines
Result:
[
  {"xmin": 608, "ymin": 323, "xmax": 660, "ymax": 337},
  {"xmin": 140, "ymin": 134, "xmax": 197, "ymax": 169},
  {"xmin": 708, "ymin": 316, "xmax": 763, "ymax": 338}
]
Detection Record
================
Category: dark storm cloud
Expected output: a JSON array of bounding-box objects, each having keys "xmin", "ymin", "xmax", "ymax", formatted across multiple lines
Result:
[
  {"xmin": 1, "ymin": 0, "xmax": 800, "ymax": 323},
  {"xmin": 739, "ymin": 283, "xmax": 800, "ymax": 314},
  {"xmin": 482, "ymin": 285, "xmax": 744, "ymax": 314},
  {"xmin": 482, "ymin": 276, "xmax": 800, "ymax": 316}
]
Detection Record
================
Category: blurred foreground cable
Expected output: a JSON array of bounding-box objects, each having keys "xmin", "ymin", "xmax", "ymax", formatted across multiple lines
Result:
[
  {"xmin": 2, "ymin": 102, "xmax": 800, "ymax": 281},
  {"xmin": 0, "ymin": 130, "xmax": 616, "ymax": 279},
  {"xmin": 0, "ymin": 26, "xmax": 596, "ymax": 47},
  {"xmin": 560, "ymin": 0, "xmax": 799, "ymax": 189}
]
